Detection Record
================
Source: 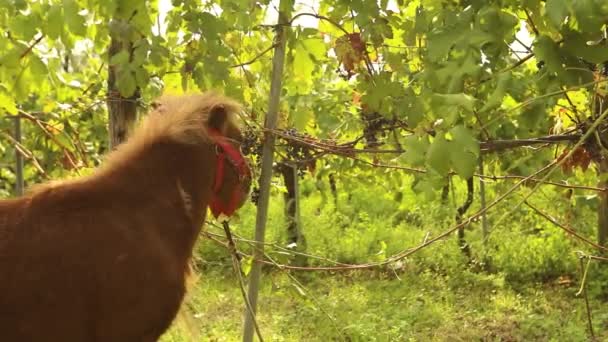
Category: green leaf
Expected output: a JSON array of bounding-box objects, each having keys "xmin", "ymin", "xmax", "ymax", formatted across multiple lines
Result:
[
  {"xmin": 0, "ymin": 49, "xmax": 23, "ymax": 69},
  {"xmin": 535, "ymin": 35, "xmax": 593, "ymax": 86},
  {"xmin": 572, "ymin": 0, "xmax": 604, "ymax": 32},
  {"xmin": 134, "ymin": 67, "xmax": 149, "ymax": 88},
  {"xmin": 110, "ymin": 50, "xmax": 130, "ymax": 66},
  {"xmin": 132, "ymin": 40, "xmax": 150, "ymax": 66},
  {"xmin": 533, "ymin": 35, "xmax": 565, "ymax": 75},
  {"xmin": 450, "ymin": 148, "xmax": 477, "ymax": 179},
  {"xmin": 427, "ymin": 29, "xmax": 459, "ymax": 62},
  {"xmin": 412, "ymin": 173, "xmax": 446, "ymax": 200},
  {"xmin": 291, "ymin": 107, "xmax": 313, "ymax": 131},
  {"xmin": 116, "ymin": 69, "xmax": 137, "ymax": 97},
  {"xmin": 0, "ymin": 92, "xmax": 18, "ymax": 114},
  {"xmin": 46, "ymin": 5, "xmax": 64, "ymax": 40},
  {"xmin": 29, "ymin": 54, "xmax": 48, "ymax": 77},
  {"xmin": 55, "ymin": 132, "xmax": 76, "ymax": 153},
  {"xmin": 480, "ymin": 73, "xmax": 511, "ymax": 112},
  {"xmin": 563, "ymin": 32, "xmax": 608, "ymax": 64},
  {"xmin": 301, "ymin": 38, "xmax": 327, "ymax": 60},
  {"xmin": 9, "ymin": 14, "xmax": 39, "ymax": 40},
  {"xmin": 240, "ymin": 256, "xmax": 253, "ymax": 276},
  {"xmin": 401, "ymin": 135, "xmax": 429, "ymax": 166},
  {"xmin": 451, "ymin": 125, "xmax": 478, "ymax": 150},
  {"xmin": 432, "ymin": 93, "xmax": 476, "ymax": 113},
  {"xmin": 400, "ymin": 96, "xmax": 424, "ymax": 127},
  {"xmin": 545, "ymin": 0, "xmax": 568, "ymax": 28},
  {"xmin": 426, "ymin": 135, "xmax": 450, "ymax": 176},
  {"xmin": 291, "ymin": 40, "xmax": 318, "ymax": 94},
  {"xmin": 519, "ymin": 101, "xmax": 546, "ymax": 132},
  {"xmin": 448, "ymin": 125, "xmax": 479, "ymax": 179},
  {"xmin": 63, "ymin": 0, "xmax": 86, "ymax": 36}
]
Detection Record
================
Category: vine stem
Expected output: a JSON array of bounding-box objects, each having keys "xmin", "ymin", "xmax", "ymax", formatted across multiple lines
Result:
[
  {"xmin": 204, "ymin": 160, "xmax": 557, "ymax": 272},
  {"xmin": 482, "ymin": 78, "xmax": 608, "ymax": 128},
  {"xmin": 491, "ymin": 106, "xmax": 608, "ymax": 230},
  {"xmin": 525, "ymin": 202, "xmax": 608, "ymax": 252},
  {"xmin": 222, "ymin": 222, "xmax": 264, "ymax": 342},
  {"xmin": 577, "ymin": 256, "xmax": 594, "ymax": 339}
]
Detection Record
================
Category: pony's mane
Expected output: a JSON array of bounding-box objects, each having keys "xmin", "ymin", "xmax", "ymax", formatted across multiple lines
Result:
[
  {"xmin": 25, "ymin": 91, "xmax": 243, "ymax": 195},
  {"xmin": 100, "ymin": 91, "xmax": 243, "ymax": 171}
]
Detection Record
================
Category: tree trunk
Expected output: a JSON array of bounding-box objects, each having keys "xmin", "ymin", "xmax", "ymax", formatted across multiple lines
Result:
[
  {"xmin": 13, "ymin": 116, "xmax": 24, "ymax": 196},
  {"xmin": 107, "ymin": 37, "xmax": 139, "ymax": 149},
  {"xmin": 595, "ymin": 61, "xmax": 608, "ymax": 248},
  {"xmin": 598, "ymin": 159, "xmax": 608, "ymax": 247},
  {"xmin": 328, "ymin": 173, "xmax": 338, "ymax": 209},
  {"xmin": 441, "ymin": 183, "xmax": 449, "ymax": 204},
  {"xmin": 479, "ymin": 155, "xmax": 488, "ymax": 244},
  {"xmin": 456, "ymin": 177, "xmax": 474, "ymax": 260},
  {"xmin": 280, "ymin": 163, "xmax": 307, "ymax": 266}
]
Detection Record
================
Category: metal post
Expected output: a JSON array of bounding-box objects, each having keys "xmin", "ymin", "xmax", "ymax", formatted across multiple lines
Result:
[{"xmin": 242, "ymin": 3, "xmax": 291, "ymax": 340}]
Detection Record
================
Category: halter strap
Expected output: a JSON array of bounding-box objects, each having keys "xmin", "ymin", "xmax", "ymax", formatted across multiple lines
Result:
[{"xmin": 207, "ymin": 128, "xmax": 251, "ymax": 218}]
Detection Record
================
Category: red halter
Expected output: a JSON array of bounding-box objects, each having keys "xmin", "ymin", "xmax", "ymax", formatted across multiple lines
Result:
[{"xmin": 207, "ymin": 128, "xmax": 251, "ymax": 218}]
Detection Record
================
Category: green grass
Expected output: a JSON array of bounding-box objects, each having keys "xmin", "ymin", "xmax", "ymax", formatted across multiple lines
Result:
[
  {"xmin": 160, "ymin": 268, "xmax": 602, "ymax": 341},
  {"xmin": 160, "ymin": 178, "xmax": 607, "ymax": 341}
]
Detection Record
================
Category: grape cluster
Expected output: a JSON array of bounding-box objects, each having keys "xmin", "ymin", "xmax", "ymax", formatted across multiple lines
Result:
[
  {"xmin": 239, "ymin": 128, "xmax": 263, "ymax": 206},
  {"xmin": 281, "ymin": 128, "xmax": 316, "ymax": 177},
  {"xmin": 361, "ymin": 112, "xmax": 393, "ymax": 147},
  {"xmin": 250, "ymin": 187, "xmax": 260, "ymax": 205},
  {"xmin": 241, "ymin": 129, "xmax": 262, "ymax": 158},
  {"xmin": 240, "ymin": 127, "xmax": 321, "ymax": 205}
]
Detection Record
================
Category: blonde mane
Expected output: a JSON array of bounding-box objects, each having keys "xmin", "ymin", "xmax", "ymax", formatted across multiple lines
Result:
[
  {"xmin": 26, "ymin": 91, "xmax": 244, "ymax": 195},
  {"xmin": 100, "ymin": 91, "xmax": 243, "ymax": 171}
]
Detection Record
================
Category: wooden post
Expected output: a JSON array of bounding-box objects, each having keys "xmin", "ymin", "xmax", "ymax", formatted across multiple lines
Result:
[
  {"xmin": 479, "ymin": 155, "xmax": 488, "ymax": 244},
  {"xmin": 14, "ymin": 116, "xmax": 24, "ymax": 196},
  {"xmin": 107, "ymin": 35, "xmax": 139, "ymax": 149}
]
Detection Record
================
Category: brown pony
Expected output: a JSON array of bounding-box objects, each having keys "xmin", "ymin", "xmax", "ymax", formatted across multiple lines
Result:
[{"xmin": 0, "ymin": 92, "xmax": 252, "ymax": 341}]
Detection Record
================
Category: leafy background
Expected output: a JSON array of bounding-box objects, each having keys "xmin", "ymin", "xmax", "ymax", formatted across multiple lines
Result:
[{"xmin": 1, "ymin": 0, "xmax": 608, "ymax": 340}]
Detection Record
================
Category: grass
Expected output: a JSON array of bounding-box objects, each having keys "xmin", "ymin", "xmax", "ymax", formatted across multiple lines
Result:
[
  {"xmin": 160, "ymin": 267, "xmax": 603, "ymax": 341},
  {"xmin": 160, "ymin": 177, "xmax": 607, "ymax": 341}
]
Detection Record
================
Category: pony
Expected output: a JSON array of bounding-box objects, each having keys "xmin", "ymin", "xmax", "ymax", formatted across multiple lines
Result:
[{"xmin": 0, "ymin": 91, "xmax": 252, "ymax": 341}]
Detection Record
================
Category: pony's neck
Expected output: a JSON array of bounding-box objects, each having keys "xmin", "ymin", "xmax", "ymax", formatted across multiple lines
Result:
[{"xmin": 100, "ymin": 139, "xmax": 216, "ymax": 253}]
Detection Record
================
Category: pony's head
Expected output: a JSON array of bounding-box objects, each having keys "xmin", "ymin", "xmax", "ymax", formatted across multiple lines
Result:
[{"xmin": 149, "ymin": 92, "xmax": 252, "ymax": 218}]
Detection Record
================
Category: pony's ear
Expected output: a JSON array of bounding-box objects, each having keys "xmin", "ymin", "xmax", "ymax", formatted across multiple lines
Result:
[{"xmin": 206, "ymin": 104, "xmax": 229, "ymax": 134}]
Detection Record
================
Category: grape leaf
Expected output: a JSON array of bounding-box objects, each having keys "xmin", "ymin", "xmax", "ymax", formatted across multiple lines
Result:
[
  {"xmin": 291, "ymin": 107, "xmax": 314, "ymax": 131},
  {"xmin": 400, "ymin": 96, "xmax": 424, "ymax": 127},
  {"xmin": 533, "ymin": 35, "xmax": 562, "ymax": 72},
  {"xmin": 0, "ymin": 92, "xmax": 18, "ymax": 115},
  {"xmin": 480, "ymin": 73, "xmax": 512, "ymax": 112},
  {"xmin": 292, "ymin": 40, "xmax": 318, "ymax": 94},
  {"xmin": 29, "ymin": 54, "xmax": 48, "ymax": 78},
  {"xmin": 448, "ymin": 125, "xmax": 479, "ymax": 179},
  {"xmin": 116, "ymin": 68, "xmax": 137, "ymax": 97},
  {"xmin": 432, "ymin": 93, "xmax": 476, "ymax": 113},
  {"xmin": 63, "ymin": 0, "xmax": 86, "ymax": 37},
  {"xmin": 9, "ymin": 14, "xmax": 39, "ymax": 40},
  {"xmin": 426, "ymin": 135, "xmax": 450, "ymax": 176},
  {"xmin": 563, "ymin": 32, "xmax": 608, "ymax": 64},
  {"xmin": 110, "ymin": 50, "xmax": 130, "ymax": 66},
  {"xmin": 134, "ymin": 67, "xmax": 150, "ymax": 88},
  {"xmin": 572, "ymin": 0, "xmax": 604, "ymax": 32},
  {"xmin": 46, "ymin": 5, "xmax": 64, "ymax": 40},
  {"xmin": 449, "ymin": 146, "xmax": 477, "ymax": 179},
  {"xmin": 401, "ymin": 135, "xmax": 429, "ymax": 166},
  {"xmin": 545, "ymin": 0, "xmax": 568, "ymax": 29}
]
